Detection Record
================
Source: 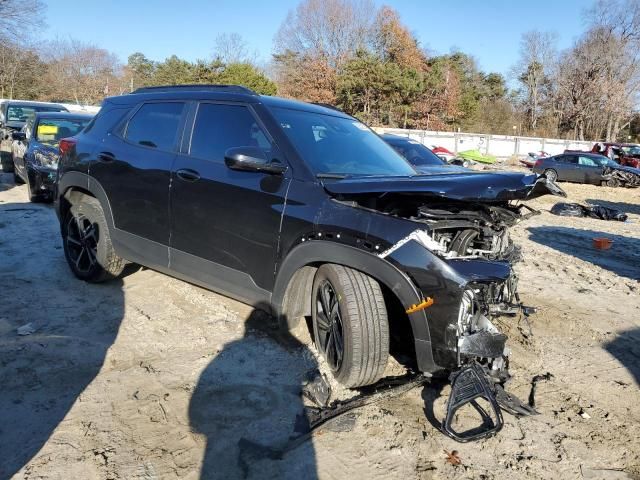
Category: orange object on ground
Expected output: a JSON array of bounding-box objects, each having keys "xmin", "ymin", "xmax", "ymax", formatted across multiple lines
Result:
[{"xmin": 593, "ymin": 237, "xmax": 613, "ymax": 250}]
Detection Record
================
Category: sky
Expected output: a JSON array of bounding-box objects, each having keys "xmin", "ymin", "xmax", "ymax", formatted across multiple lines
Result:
[{"xmin": 42, "ymin": 0, "xmax": 590, "ymax": 77}]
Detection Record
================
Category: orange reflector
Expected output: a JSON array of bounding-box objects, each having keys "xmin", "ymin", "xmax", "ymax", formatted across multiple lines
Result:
[{"xmin": 406, "ymin": 297, "xmax": 434, "ymax": 314}]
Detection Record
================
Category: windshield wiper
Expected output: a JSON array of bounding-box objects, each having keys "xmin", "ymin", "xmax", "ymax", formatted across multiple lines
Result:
[{"xmin": 317, "ymin": 173, "xmax": 347, "ymax": 179}]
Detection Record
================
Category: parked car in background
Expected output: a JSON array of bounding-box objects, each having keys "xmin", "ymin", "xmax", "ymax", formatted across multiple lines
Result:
[
  {"xmin": 590, "ymin": 142, "xmax": 640, "ymax": 168},
  {"xmin": 381, "ymin": 134, "xmax": 468, "ymax": 173},
  {"xmin": 533, "ymin": 151, "xmax": 640, "ymax": 187},
  {"xmin": 0, "ymin": 100, "xmax": 68, "ymax": 172},
  {"xmin": 12, "ymin": 112, "xmax": 93, "ymax": 201}
]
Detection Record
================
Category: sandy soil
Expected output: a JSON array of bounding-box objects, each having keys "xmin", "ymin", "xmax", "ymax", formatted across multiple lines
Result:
[{"xmin": 0, "ymin": 171, "xmax": 638, "ymax": 480}]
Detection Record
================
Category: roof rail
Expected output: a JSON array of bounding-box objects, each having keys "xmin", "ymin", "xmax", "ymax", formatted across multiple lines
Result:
[
  {"xmin": 131, "ymin": 84, "xmax": 257, "ymax": 95},
  {"xmin": 312, "ymin": 102, "xmax": 345, "ymax": 113}
]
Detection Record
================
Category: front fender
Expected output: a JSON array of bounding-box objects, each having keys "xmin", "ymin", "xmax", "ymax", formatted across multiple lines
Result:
[{"xmin": 272, "ymin": 240, "xmax": 438, "ymax": 373}]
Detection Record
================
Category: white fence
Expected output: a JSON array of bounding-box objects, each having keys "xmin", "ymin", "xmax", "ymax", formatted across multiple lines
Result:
[{"xmin": 377, "ymin": 127, "xmax": 594, "ymax": 158}]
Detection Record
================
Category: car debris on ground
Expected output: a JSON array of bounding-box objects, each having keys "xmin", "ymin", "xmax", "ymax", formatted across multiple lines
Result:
[{"xmin": 551, "ymin": 202, "xmax": 628, "ymax": 221}]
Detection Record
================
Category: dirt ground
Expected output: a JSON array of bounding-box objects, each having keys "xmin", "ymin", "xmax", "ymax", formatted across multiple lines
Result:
[{"xmin": 0, "ymin": 170, "xmax": 638, "ymax": 480}]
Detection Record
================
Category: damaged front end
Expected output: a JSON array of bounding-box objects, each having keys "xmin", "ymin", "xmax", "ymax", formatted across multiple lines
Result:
[
  {"xmin": 603, "ymin": 166, "xmax": 640, "ymax": 187},
  {"xmin": 322, "ymin": 172, "xmax": 561, "ymax": 440}
]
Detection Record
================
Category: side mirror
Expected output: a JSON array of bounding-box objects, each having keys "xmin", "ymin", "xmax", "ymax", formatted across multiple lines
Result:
[
  {"xmin": 12, "ymin": 131, "xmax": 26, "ymax": 141},
  {"xmin": 224, "ymin": 147, "xmax": 287, "ymax": 175}
]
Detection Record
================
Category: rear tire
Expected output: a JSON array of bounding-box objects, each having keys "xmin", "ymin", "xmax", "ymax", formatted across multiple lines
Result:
[
  {"xmin": 26, "ymin": 179, "xmax": 45, "ymax": 202},
  {"xmin": 543, "ymin": 169, "xmax": 558, "ymax": 182},
  {"xmin": 311, "ymin": 264, "xmax": 389, "ymax": 388},
  {"xmin": 62, "ymin": 195, "xmax": 126, "ymax": 282}
]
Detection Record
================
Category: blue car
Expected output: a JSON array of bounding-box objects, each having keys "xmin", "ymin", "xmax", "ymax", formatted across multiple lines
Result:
[
  {"xmin": 381, "ymin": 134, "xmax": 469, "ymax": 174},
  {"xmin": 12, "ymin": 111, "xmax": 94, "ymax": 201}
]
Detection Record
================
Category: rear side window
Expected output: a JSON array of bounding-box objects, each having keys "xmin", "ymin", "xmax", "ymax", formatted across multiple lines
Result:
[
  {"xmin": 189, "ymin": 103, "xmax": 271, "ymax": 162},
  {"xmin": 84, "ymin": 106, "xmax": 130, "ymax": 135},
  {"xmin": 125, "ymin": 102, "xmax": 185, "ymax": 151}
]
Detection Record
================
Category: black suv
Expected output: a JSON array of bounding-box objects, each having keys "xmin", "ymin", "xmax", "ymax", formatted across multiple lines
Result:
[{"xmin": 56, "ymin": 85, "xmax": 563, "ymax": 430}]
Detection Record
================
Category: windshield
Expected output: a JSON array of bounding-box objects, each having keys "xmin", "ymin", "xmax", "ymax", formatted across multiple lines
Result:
[
  {"xmin": 7, "ymin": 105, "xmax": 65, "ymax": 123},
  {"xmin": 386, "ymin": 138, "xmax": 445, "ymax": 166},
  {"xmin": 271, "ymin": 107, "xmax": 417, "ymax": 177},
  {"xmin": 35, "ymin": 118, "xmax": 91, "ymax": 144},
  {"xmin": 622, "ymin": 145, "xmax": 640, "ymax": 156}
]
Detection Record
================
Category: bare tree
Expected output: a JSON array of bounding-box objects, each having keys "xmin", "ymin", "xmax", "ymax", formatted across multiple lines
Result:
[
  {"xmin": 274, "ymin": 0, "xmax": 375, "ymax": 69},
  {"xmin": 41, "ymin": 39, "xmax": 123, "ymax": 105},
  {"xmin": 212, "ymin": 33, "xmax": 256, "ymax": 64},
  {"xmin": 0, "ymin": 0, "xmax": 46, "ymax": 43},
  {"xmin": 512, "ymin": 30, "xmax": 558, "ymax": 133}
]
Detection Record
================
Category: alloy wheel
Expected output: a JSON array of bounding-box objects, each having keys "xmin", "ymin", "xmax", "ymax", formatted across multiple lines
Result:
[
  {"xmin": 66, "ymin": 214, "xmax": 99, "ymax": 274},
  {"xmin": 315, "ymin": 280, "xmax": 345, "ymax": 371}
]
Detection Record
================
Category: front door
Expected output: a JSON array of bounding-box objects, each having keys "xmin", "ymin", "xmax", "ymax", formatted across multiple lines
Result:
[{"xmin": 170, "ymin": 102, "xmax": 290, "ymax": 302}]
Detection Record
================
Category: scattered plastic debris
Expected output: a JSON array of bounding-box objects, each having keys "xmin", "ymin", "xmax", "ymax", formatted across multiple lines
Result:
[{"xmin": 551, "ymin": 202, "xmax": 628, "ymax": 221}]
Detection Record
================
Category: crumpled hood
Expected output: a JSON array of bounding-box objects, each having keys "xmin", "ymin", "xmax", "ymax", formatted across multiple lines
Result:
[
  {"xmin": 610, "ymin": 164, "xmax": 640, "ymax": 175},
  {"xmin": 323, "ymin": 171, "xmax": 566, "ymax": 202}
]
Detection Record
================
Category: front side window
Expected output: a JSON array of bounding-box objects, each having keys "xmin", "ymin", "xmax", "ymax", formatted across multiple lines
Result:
[
  {"xmin": 190, "ymin": 103, "xmax": 271, "ymax": 162},
  {"xmin": 125, "ymin": 102, "xmax": 185, "ymax": 151},
  {"xmin": 35, "ymin": 118, "xmax": 91, "ymax": 144},
  {"xmin": 270, "ymin": 107, "xmax": 416, "ymax": 177}
]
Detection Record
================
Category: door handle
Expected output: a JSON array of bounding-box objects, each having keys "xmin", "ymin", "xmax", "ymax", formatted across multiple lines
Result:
[
  {"xmin": 98, "ymin": 151, "xmax": 115, "ymax": 163},
  {"xmin": 176, "ymin": 168, "xmax": 201, "ymax": 182}
]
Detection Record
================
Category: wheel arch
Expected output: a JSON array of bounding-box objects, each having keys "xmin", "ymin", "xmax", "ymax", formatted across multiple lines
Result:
[
  {"xmin": 272, "ymin": 240, "xmax": 437, "ymax": 372},
  {"xmin": 57, "ymin": 171, "xmax": 115, "ymax": 230}
]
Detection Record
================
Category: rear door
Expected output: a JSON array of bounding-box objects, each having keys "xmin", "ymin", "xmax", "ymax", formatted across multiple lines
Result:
[
  {"xmin": 169, "ymin": 101, "xmax": 290, "ymax": 302},
  {"xmin": 90, "ymin": 101, "xmax": 187, "ymax": 268}
]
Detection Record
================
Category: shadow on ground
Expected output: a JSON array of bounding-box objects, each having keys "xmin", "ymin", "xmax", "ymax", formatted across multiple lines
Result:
[
  {"xmin": 189, "ymin": 305, "xmax": 319, "ymax": 479},
  {"xmin": 586, "ymin": 199, "xmax": 640, "ymax": 216},
  {"xmin": 527, "ymin": 226, "xmax": 640, "ymax": 280},
  {"xmin": 605, "ymin": 328, "xmax": 640, "ymax": 387},
  {"xmin": 0, "ymin": 198, "xmax": 128, "ymax": 478}
]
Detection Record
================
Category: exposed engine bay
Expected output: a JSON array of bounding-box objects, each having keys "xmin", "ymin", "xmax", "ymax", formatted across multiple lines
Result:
[{"xmin": 376, "ymin": 198, "xmax": 539, "ymax": 261}]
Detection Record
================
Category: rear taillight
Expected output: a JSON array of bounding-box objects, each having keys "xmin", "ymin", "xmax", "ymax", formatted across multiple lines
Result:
[{"xmin": 59, "ymin": 137, "xmax": 77, "ymax": 157}]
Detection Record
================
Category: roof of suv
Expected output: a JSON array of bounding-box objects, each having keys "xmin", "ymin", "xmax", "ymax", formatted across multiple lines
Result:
[{"xmin": 107, "ymin": 84, "xmax": 353, "ymax": 119}]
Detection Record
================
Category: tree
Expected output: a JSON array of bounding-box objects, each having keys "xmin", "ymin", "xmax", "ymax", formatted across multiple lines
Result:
[
  {"xmin": 0, "ymin": 0, "xmax": 46, "ymax": 43},
  {"xmin": 274, "ymin": 0, "xmax": 375, "ymax": 69},
  {"xmin": 125, "ymin": 52, "xmax": 156, "ymax": 91},
  {"xmin": 512, "ymin": 31, "xmax": 558, "ymax": 133},
  {"xmin": 216, "ymin": 63, "xmax": 277, "ymax": 95},
  {"xmin": 212, "ymin": 33, "xmax": 256, "ymax": 64},
  {"xmin": 41, "ymin": 39, "xmax": 122, "ymax": 104},
  {"xmin": 152, "ymin": 55, "xmax": 195, "ymax": 85}
]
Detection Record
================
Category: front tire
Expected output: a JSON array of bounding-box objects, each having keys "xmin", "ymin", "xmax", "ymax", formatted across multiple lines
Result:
[
  {"xmin": 311, "ymin": 264, "xmax": 389, "ymax": 388},
  {"xmin": 62, "ymin": 195, "xmax": 126, "ymax": 282}
]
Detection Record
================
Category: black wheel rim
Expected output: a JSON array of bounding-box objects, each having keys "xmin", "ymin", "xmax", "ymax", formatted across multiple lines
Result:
[
  {"xmin": 315, "ymin": 280, "xmax": 344, "ymax": 371},
  {"xmin": 66, "ymin": 214, "xmax": 99, "ymax": 274}
]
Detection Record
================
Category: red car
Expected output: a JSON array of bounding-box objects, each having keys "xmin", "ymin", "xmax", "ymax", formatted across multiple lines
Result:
[{"xmin": 590, "ymin": 142, "xmax": 640, "ymax": 168}]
